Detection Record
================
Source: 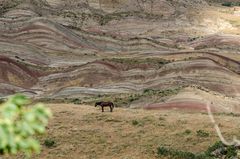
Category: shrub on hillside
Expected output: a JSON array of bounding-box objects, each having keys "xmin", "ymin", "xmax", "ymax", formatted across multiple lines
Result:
[
  {"xmin": 157, "ymin": 141, "xmax": 240, "ymax": 159},
  {"xmin": 222, "ymin": 2, "xmax": 232, "ymax": 7},
  {"xmin": 196, "ymin": 130, "xmax": 209, "ymax": 137},
  {"xmin": 44, "ymin": 139, "xmax": 55, "ymax": 148},
  {"xmin": 222, "ymin": 2, "xmax": 240, "ymax": 7}
]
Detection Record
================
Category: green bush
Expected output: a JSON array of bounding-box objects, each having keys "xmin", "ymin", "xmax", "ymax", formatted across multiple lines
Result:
[
  {"xmin": 158, "ymin": 117, "xmax": 165, "ymax": 121},
  {"xmin": 131, "ymin": 120, "xmax": 144, "ymax": 126},
  {"xmin": 132, "ymin": 120, "xmax": 139, "ymax": 126},
  {"xmin": 157, "ymin": 147, "xmax": 169, "ymax": 156},
  {"xmin": 143, "ymin": 89, "xmax": 153, "ymax": 94},
  {"xmin": 44, "ymin": 139, "xmax": 55, "ymax": 148},
  {"xmin": 184, "ymin": 129, "xmax": 192, "ymax": 135},
  {"xmin": 205, "ymin": 141, "xmax": 224, "ymax": 156},
  {"xmin": 222, "ymin": 2, "xmax": 240, "ymax": 7},
  {"xmin": 0, "ymin": 94, "xmax": 52, "ymax": 156},
  {"xmin": 0, "ymin": 98, "xmax": 5, "ymax": 104},
  {"xmin": 157, "ymin": 141, "xmax": 239, "ymax": 159},
  {"xmin": 72, "ymin": 98, "xmax": 81, "ymax": 104},
  {"xmin": 226, "ymin": 146, "xmax": 237, "ymax": 158},
  {"xmin": 205, "ymin": 141, "xmax": 238, "ymax": 158},
  {"xmin": 157, "ymin": 146, "xmax": 196, "ymax": 159},
  {"xmin": 196, "ymin": 130, "xmax": 209, "ymax": 137},
  {"xmin": 222, "ymin": 2, "xmax": 232, "ymax": 7}
]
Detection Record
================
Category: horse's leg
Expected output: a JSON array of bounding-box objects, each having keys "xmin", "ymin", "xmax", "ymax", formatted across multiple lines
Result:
[
  {"xmin": 102, "ymin": 106, "xmax": 104, "ymax": 112},
  {"xmin": 110, "ymin": 106, "xmax": 112, "ymax": 112}
]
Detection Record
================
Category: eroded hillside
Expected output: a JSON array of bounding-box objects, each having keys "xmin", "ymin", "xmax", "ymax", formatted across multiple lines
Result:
[{"xmin": 0, "ymin": 0, "xmax": 239, "ymax": 112}]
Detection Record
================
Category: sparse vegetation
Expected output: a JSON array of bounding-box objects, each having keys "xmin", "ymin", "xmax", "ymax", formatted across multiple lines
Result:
[
  {"xmin": 158, "ymin": 117, "xmax": 165, "ymax": 121},
  {"xmin": 205, "ymin": 141, "xmax": 239, "ymax": 158},
  {"xmin": 0, "ymin": 0, "xmax": 21, "ymax": 15},
  {"xmin": 113, "ymin": 87, "xmax": 182, "ymax": 107},
  {"xmin": 131, "ymin": 120, "xmax": 139, "ymax": 126},
  {"xmin": 157, "ymin": 141, "xmax": 240, "ymax": 159},
  {"xmin": 222, "ymin": 2, "xmax": 240, "ymax": 7},
  {"xmin": 0, "ymin": 98, "xmax": 5, "ymax": 104},
  {"xmin": 44, "ymin": 139, "xmax": 55, "ymax": 148},
  {"xmin": 98, "ymin": 11, "xmax": 163, "ymax": 25},
  {"xmin": 215, "ymin": 112, "xmax": 240, "ymax": 117},
  {"xmin": 196, "ymin": 130, "xmax": 210, "ymax": 137},
  {"xmin": 71, "ymin": 98, "xmax": 81, "ymax": 104},
  {"xmin": 53, "ymin": 86, "xmax": 184, "ymax": 107},
  {"xmin": 103, "ymin": 57, "xmax": 171, "ymax": 69},
  {"xmin": 184, "ymin": 129, "xmax": 192, "ymax": 135},
  {"xmin": 157, "ymin": 146, "xmax": 201, "ymax": 159},
  {"xmin": 143, "ymin": 87, "xmax": 182, "ymax": 96},
  {"xmin": 5, "ymin": 103, "xmax": 240, "ymax": 159}
]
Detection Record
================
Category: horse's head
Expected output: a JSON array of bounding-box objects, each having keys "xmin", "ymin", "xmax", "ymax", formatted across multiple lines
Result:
[{"xmin": 95, "ymin": 102, "xmax": 100, "ymax": 107}]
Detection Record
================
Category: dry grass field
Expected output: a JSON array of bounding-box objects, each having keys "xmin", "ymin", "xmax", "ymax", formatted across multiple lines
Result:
[{"xmin": 7, "ymin": 104, "xmax": 240, "ymax": 159}]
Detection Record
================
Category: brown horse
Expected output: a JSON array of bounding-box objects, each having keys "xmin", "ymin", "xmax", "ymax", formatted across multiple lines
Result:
[{"xmin": 95, "ymin": 101, "xmax": 114, "ymax": 112}]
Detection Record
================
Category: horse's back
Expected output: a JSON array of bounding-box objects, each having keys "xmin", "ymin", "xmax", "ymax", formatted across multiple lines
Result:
[{"xmin": 101, "ymin": 101, "xmax": 113, "ymax": 106}]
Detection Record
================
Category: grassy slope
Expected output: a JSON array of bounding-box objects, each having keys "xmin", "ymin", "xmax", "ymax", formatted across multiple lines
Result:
[{"xmin": 7, "ymin": 104, "xmax": 240, "ymax": 159}]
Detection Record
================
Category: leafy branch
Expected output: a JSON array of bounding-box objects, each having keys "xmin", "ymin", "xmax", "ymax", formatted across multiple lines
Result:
[{"xmin": 0, "ymin": 94, "xmax": 52, "ymax": 157}]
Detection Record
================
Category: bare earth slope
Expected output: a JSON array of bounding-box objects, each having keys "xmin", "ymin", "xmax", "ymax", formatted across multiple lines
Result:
[{"xmin": 0, "ymin": 0, "xmax": 239, "ymax": 112}]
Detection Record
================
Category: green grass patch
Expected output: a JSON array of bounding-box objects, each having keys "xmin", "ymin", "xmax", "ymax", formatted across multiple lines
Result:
[
  {"xmin": 39, "ymin": 86, "xmax": 184, "ymax": 107},
  {"xmin": 131, "ymin": 120, "xmax": 144, "ymax": 126},
  {"xmin": 157, "ymin": 147, "xmax": 200, "ymax": 159},
  {"xmin": 196, "ymin": 130, "xmax": 209, "ymax": 138},
  {"xmin": 44, "ymin": 139, "xmax": 56, "ymax": 148},
  {"xmin": 103, "ymin": 57, "xmax": 171, "ymax": 69},
  {"xmin": 183, "ymin": 129, "xmax": 192, "ymax": 135},
  {"xmin": 157, "ymin": 141, "xmax": 240, "ymax": 159},
  {"xmin": 222, "ymin": 2, "xmax": 240, "ymax": 7}
]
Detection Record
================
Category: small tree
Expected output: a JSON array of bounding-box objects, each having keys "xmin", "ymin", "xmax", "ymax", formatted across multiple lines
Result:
[{"xmin": 0, "ymin": 94, "xmax": 52, "ymax": 157}]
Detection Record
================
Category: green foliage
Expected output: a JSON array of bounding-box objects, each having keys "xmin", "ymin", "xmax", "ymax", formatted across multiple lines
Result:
[
  {"xmin": 131, "ymin": 119, "xmax": 145, "ymax": 126},
  {"xmin": 143, "ymin": 87, "xmax": 182, "ymax": 97},
  {"xmin": 44, "ymin": 139, "xmax": 55, "ymax": 148},
  {"xmin": 205, "ymin": 141, "xmax": 224, "ymax": 156},
  {"xmin": 196, "ymin": 130, "xmax": 209, "ymax": 137},
  {"xmin": 157, "ymin": 146, "xmax": 213, "ymax": 159},
  {"xmin": 157, "ymin": 141, "xmax": 240, "ymax": 159},
  {"xmin": 0, "ymin": 98, "xmax": 5, "ymax": 104},
  {"xmin": 72, "ymin": 98, "xmax": 81, "ymax": 105},
  {"xmin": 205, "ymin": 141, "xmax": 237, "ymax": 158},
  {"xmin": 0, "ymin": 94, "xmax": 52, "ymax": 156},
  {"xmin": 226, "ymin": 146, "xmax": 237, "ymax": 158},
  {"xmin": 107, "ymin": 57, "xmax": 171, "ymax": 69},
  {"xmin": 157, "ymin": 146, "xmax": 196, "ymax": 159},
  {"xmin": 222, "ymin": 2, "xmax": 240, "ymax": 7},
  {"xmin": 183, "ymin": 129, "xmax": 192, "ymax": 135},
  {"xmin": 222, "ymin": 2, "xmax": 232, "ymax": 7},
  {"xmin": 157, "ymin": 147, "xmax": 169, "ymax": 156},
  {"xmin": 132, "ymin": 120, "xmax": 139, "ymax": 126},
  {"xmin": 158, "ymin": 117, "xmax": 165, "ymax": 121}
]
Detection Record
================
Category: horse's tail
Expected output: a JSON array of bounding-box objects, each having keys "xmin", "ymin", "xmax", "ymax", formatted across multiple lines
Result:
[{"xmin": 112, "ymin": 102, "xmax": 114, "ymax": 108}]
